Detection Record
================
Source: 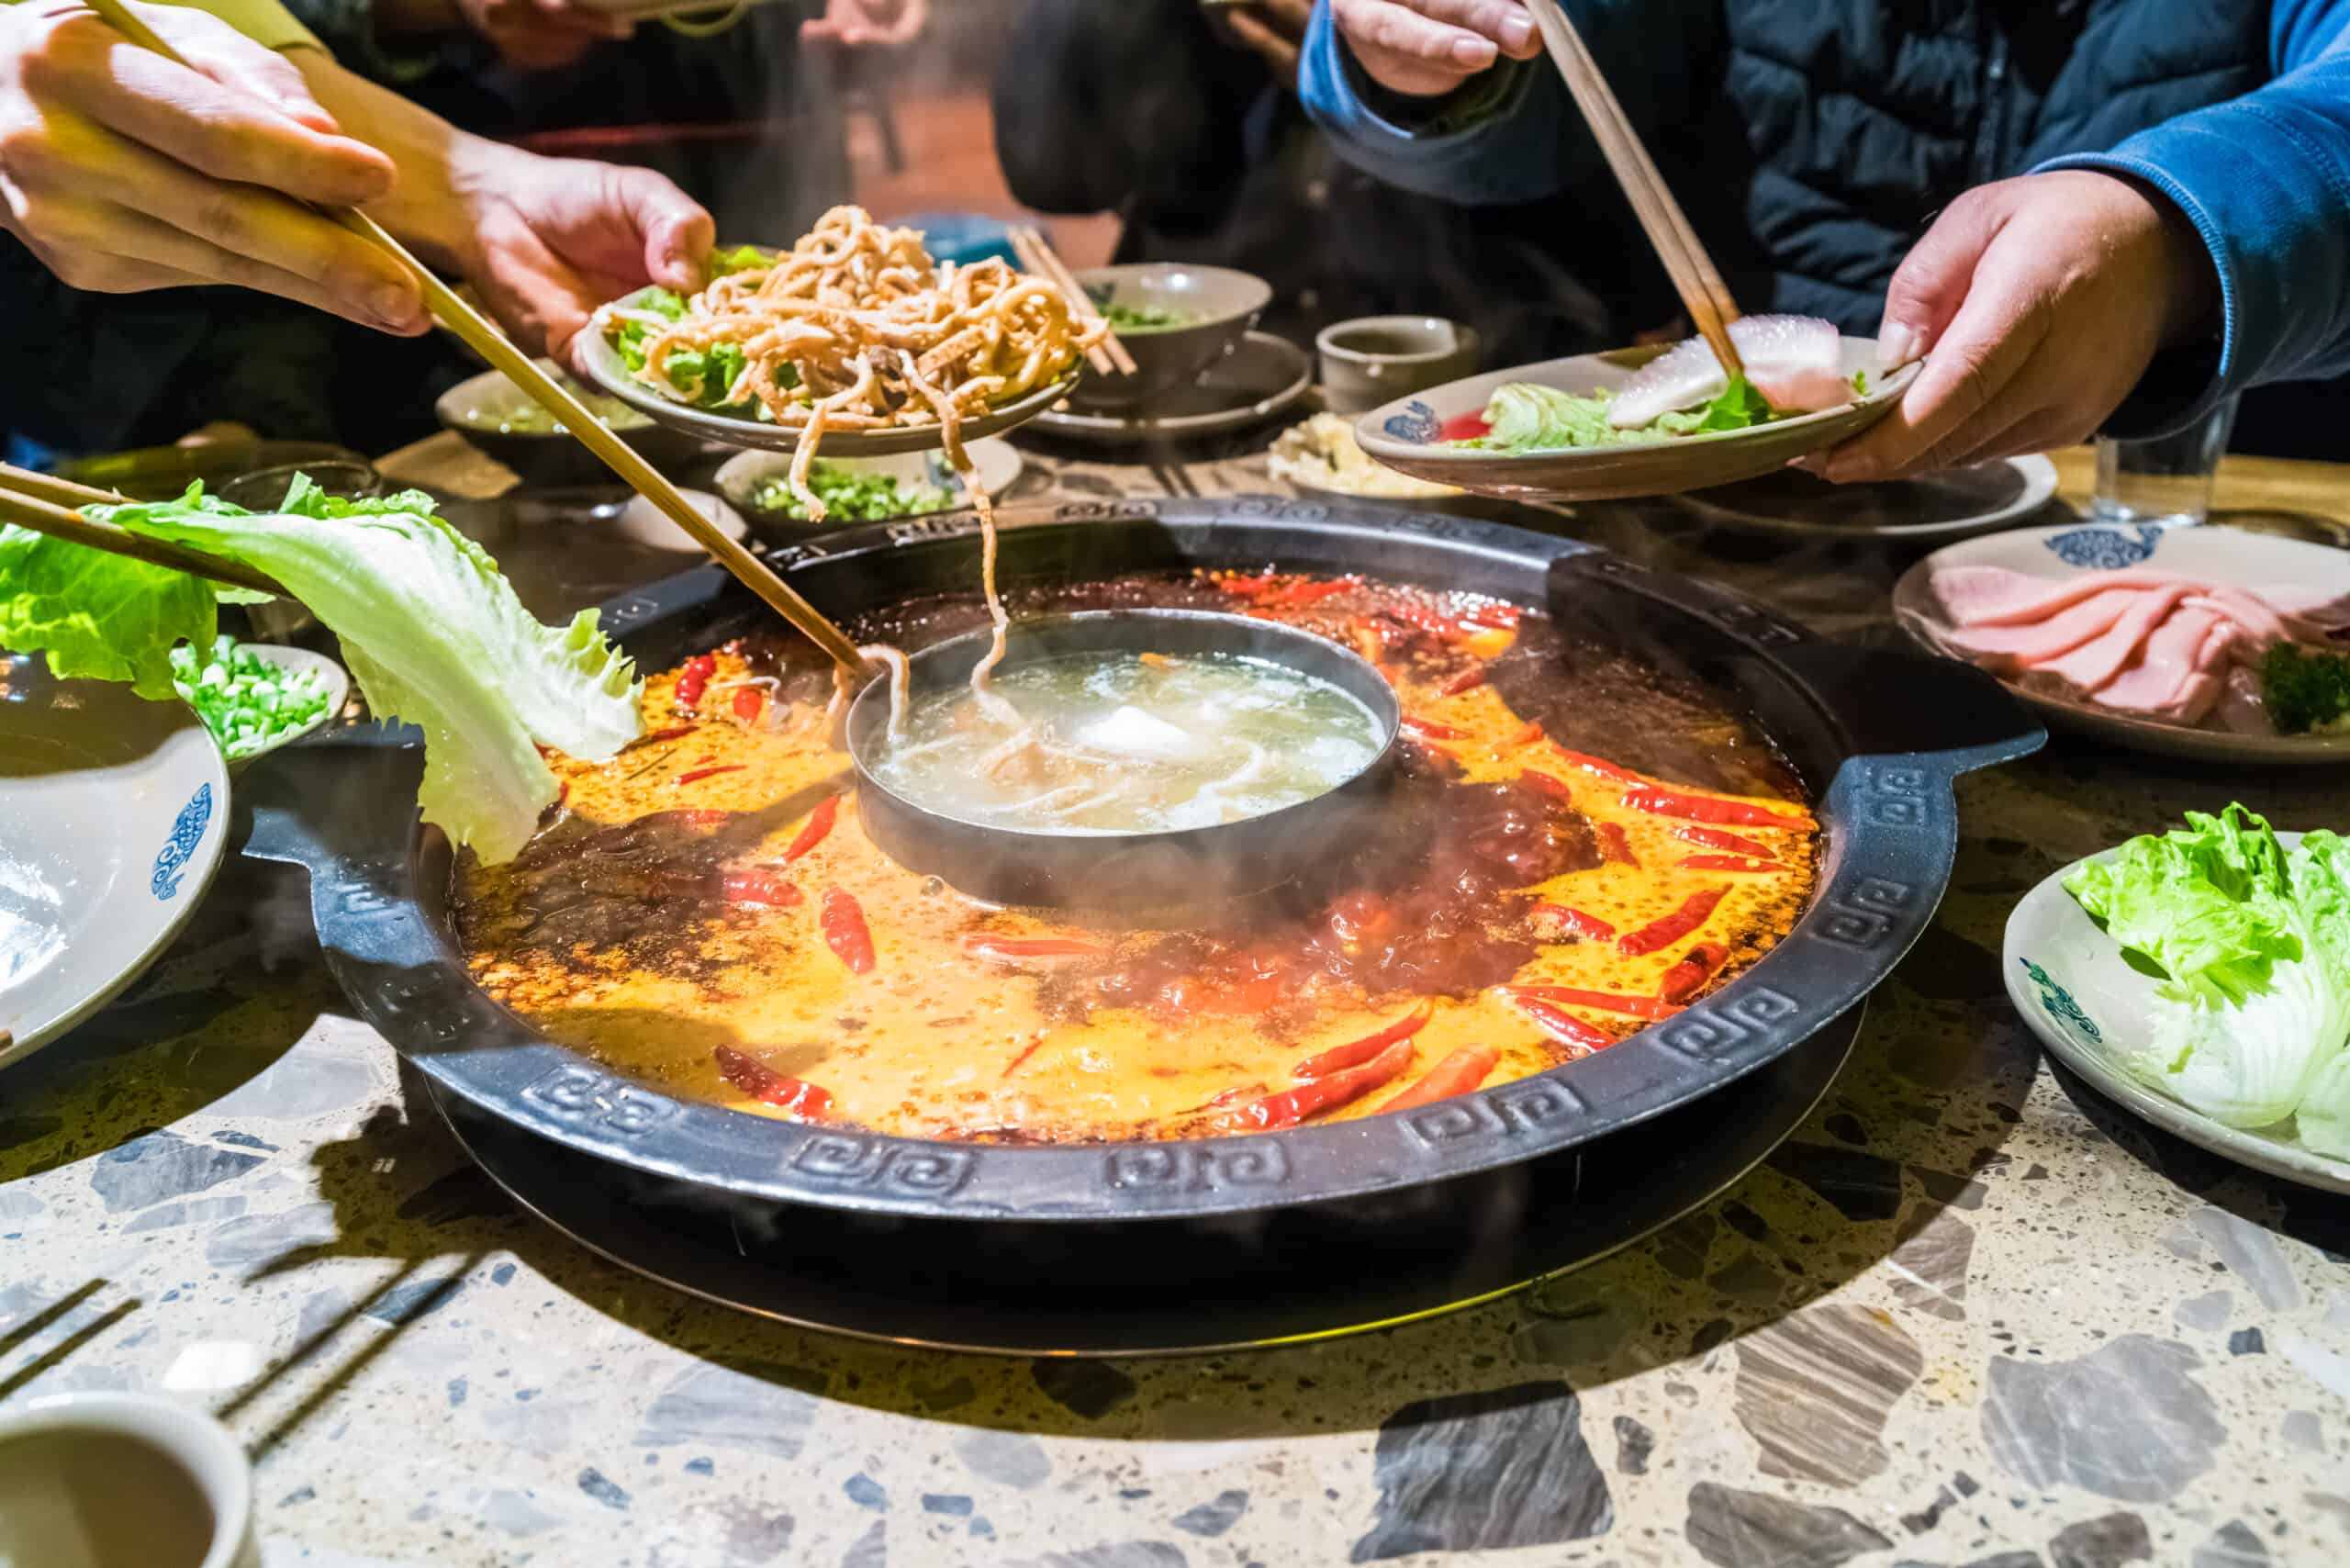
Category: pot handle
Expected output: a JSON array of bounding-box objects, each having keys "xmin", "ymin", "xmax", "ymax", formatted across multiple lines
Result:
[
  {"xmin": 1765, "ymin": 640, "xmax": 2047, "ymax": 778},
  {"xmin": 240, "ymin": 736, "xmax": 422, "ymax": 872}
]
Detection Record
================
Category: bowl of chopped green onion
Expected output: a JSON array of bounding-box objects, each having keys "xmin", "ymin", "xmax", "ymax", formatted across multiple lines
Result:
[
  {"xmin": 715, "ymin": 441, "xmax": 1024, "ymax": 540},
  {"xmin": 1070, "ymin": 263, "xmax": 1271, "ymax": 411},
  {"xmin": 170, "ymin": 636, "xmax": 349, "ymax": 773}
]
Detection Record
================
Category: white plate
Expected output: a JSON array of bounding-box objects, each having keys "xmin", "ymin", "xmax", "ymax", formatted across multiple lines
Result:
[
  {"xmin": 1894, "ymin": 522, "xmax": 2350, "ymax": 764},
  {"xmin": 2004, "ymin": 834, "xmax": 2350, "ymax": 1194},
  {"xmin": 714, "ymin": 440, "xmax": 1023, "ymax": 532},
  {"xmin": 1353, "ymin": 339, "xmax": 1919, "ymax": 502},
  {"xmin": 1672, "ymin": 454, "xmax": 2059, "ymax": 541},
  {"xmin": 0, "ymin": 659, "xmax": 229, "ymax": 1070}
]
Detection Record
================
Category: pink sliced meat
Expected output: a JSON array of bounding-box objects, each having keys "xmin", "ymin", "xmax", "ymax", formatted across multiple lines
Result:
[
  {"xmin": 2180, "ymin": 588, "xmax": 2289, "ymax": 655},
  {"xmin": 1931, "ymin": 566, "xmax": 2188, "ymax": 629},
  {"xmin": 2095, "ymin": 604, "xmax": 2228, "ymax": 722},
  {"xmin": 2035, "ymin": 585, "xmax": 2195, "ymax": 692},
  {"xmin": 1608, "ymin": 313, "xmax": 1843, "ymax": 428},
  {"xmin": 1942, "ymin": 586, "xmax": 2143, "ymax": 670}
]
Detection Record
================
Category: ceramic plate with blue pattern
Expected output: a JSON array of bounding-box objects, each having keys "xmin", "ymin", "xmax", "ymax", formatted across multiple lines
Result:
[
  {"xmin": 1349, "ymin": 338, "xmax": 1919, "ymax": 503},
  {"xmin": 2005, "ymin": 834, "xmax": 2350, "ymax": 1194},
  {"xmin": 1894, "ymin": 522, "xmax": 2350, "ymax": 765},
  {"xmin": 0, "ymin": 657, "xmax": 229, "ymax": 1070}
]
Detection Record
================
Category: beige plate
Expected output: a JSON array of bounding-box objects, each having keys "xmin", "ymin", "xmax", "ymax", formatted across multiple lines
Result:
[
  {"xmin": 1353, "ymin": 338, "xmax": 1919, "ymax": 502},
  {"xmin": 577, "ymin": 286, "xmax": 1080, "ymax": 457},
  {"xmin": 1027, "ymin": 331, "xmax": 1311, "ymax": 447},
  {"xmin": 0, "ymin": 658, "xmax": 229, "ymax": 1069}
]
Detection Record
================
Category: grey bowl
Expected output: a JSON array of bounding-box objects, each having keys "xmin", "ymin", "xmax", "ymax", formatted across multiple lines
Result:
[
  {"xmin": 1069, "ymin": 263, "xmax": 1273, "ymax": 410},
  {"xmin": 437, "ymin": 360, "xmax": 708, "ymax": 485}
]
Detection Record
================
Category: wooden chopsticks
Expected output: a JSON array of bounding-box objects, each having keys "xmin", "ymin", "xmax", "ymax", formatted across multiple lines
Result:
[
  {"xmin": 82, "ymin": 0, "xmax": 869, "ymax": 676},
  {"xmin": 1008, "ymin": 224, "xmax": 1138, "ymax": 378},
  {"xmin": 1521, "ymin": 0, "xmax": 1745, "ymax": 379},
  {"xmin": 0, "ymin": 462, "xmax": 287, "ymax": 598}
]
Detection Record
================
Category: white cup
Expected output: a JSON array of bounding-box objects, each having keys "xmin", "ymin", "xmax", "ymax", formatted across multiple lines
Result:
[{"xmin": 0, "ymin": 1394, "xmax": 259, "ymax": 1568}]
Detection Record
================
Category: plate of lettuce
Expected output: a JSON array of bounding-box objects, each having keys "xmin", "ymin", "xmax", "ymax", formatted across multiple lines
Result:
[
  {"xmin": 1352, "ymin": 326, "xmax": 1918, "ymax": 504},
  {"xmin": 2003, "ymin": 804, "xmax": 2350, "ymax": 1192}
]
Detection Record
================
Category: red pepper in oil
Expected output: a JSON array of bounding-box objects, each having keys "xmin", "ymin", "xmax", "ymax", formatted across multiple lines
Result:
[
  {"xmin": 1620, "ymin": 783, "xmax": 1812, "ymax": 829},
  {"xmin": 1617, "ymin": 886, "xmax": 1729, "ymax": 957},
  {"xmin": 785, "ymin": 795, "xmax": 840, "ymax": 862},
  {"xmin": 1658, "ymin": 942, "xmax": 1730, "ymax": 1003},
  {"xmin": 1211, "ymin": 1039, "xmax": 1416, "ymax": 1133},
  {"xmin": 1292, "ymin": 1000, "xmax": 1434, "ymax": 1080},
  {"xmin": 1512, "ymin": 995, "xmax": 1614, "ymax": 1054},
  {"xmin": 1379, "ymin": 1046, "xmax": 1501, "ymax": 1113},
  {"xmin": 712, "ymin": 1046, "xmax": 834, "ymax": 1118},
  {"xmin": 821, "ymin": 888, "xmax": 876, "ymax": 973}
]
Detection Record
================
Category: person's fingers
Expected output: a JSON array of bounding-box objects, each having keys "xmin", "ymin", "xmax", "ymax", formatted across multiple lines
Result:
[
  {"xmin": 58, "ymin": 23, "xmax": 395, "ymax": 206},
  {"xmin": 1815, "ymin": 280, "xmax": 2048, "ymax": 483},
  {"xmin": 134, "ymin": 0, "xmax": 343, "ymax": 136},
  {"xmin": 1874, "ymin": 184, "xmax": 2015, "ymax": 373},
  {"xmin": 1333, "ymin": 0, "xmax": 1495, "ymax": 73},
  {"xmin": 473, "ymin": 209, "xmax": 599, "ymax": 360},
  {"xmin": 8, "ymin": 110, "xmax": 424, "ymax": 327},
  {"xmin": 610, "ymin": 167, "xmax": 712, "ymax": 292},
  {"xmin": 1410, "ymin": 0, "xmax": 1538, "ymax": 55}
]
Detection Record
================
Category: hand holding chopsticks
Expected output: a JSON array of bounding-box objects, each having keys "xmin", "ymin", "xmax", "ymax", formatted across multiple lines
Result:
[{"xmin": 1009, "ymin": 225, "xmax": 1138, "ymax": 379}]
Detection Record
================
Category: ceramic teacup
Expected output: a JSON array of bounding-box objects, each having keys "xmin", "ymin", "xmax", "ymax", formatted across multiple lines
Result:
[
  {"xmin": 1315, "ymin": 316, "xmax": 1481, "ymax": 414},
  {"xmin": 0, "ymin": 1393, "xmax": 260, "ymax": 1568}
]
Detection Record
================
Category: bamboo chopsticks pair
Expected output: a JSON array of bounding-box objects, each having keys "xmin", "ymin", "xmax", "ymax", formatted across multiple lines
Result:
[
  {"xmin": 0, "ymin": 462, "xmax": 286, "ymax": 597},
  {"xmin": 1520, "ymin": 0, "xmax": 1746, "ymax": 377},
  {"xmin": 1007, "ymin": 225, "xmax": 1139, "ymax": 379}
]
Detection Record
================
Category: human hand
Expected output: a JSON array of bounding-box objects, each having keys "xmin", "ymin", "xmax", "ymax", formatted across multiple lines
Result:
[
  {"xmin": 1214, "ymin": 0, "xmax": 1314, "ymax": 92},
  {"xmin": 454, "ymin": 0, "xmax": 632, "ymax": 73},
  {"xmin": 0, "ymin": 0, "xmax": 426, "ymax": 330},
  {"xmin": 1328, "ymin": 0, "xmax": 1539, "ymax": 97},
  {"xmin": 1812, "ymin": 172, "xmax": 2218, "ymax": 484},
  {"xmin": 800, "ymin": 0, "xmax": 926, "ymax": 47},
  {"xmin": 448, "ymin": 145, "xmax": 713, "ymax": 365}
]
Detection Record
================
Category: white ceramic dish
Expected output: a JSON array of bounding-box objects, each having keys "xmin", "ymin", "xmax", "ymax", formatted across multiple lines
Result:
[
  {"xmin": 1894, "ymin": 522, "xmax": 2350, "ymax": 765},
  {"xmin": 1028, "ymin": 331, "xmax": 1311, "ymax": 446},
  {"xmin": 1353, "ymin": 338, "xmax": 1919, "ymax": 502},
  {"xmin": 0, "ymin": 658, "xmax": 229, "ymax": 1070},
  {"xmin": 0, "ymin": 1392, "xmax": 259, "ymax": 1568},
  {"xmin": 1672, "ymin": 453, "xmax": 2059, "ymax": 541},
  {"xmin": 2004, "ymin": 833, "xmax": 2350, "ymax": 1195},
  {"xmin": 577, "ymin": 285, "xmax": 1079, "ymax": 456},
  {"xmin": 604, "ymin": 487, "xmax": 750, "ymax": 553},
  {"xmin": 714, "ymin": 440, "xmax": 1023, "ymax": 534},
  {"xmin": 205, "ymin": 644, "xmax": 349, "ymax": 776}
]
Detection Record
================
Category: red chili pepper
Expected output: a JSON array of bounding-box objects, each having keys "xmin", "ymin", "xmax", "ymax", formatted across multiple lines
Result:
[
  {"xmin": 712, "ymin": 1045, "xmax": 834, "ymax": 1118},
  {"xmin": 821, "ymin": 888, "xmax": 876, "ymax": 973},
  {"xmin": 675, "ymin": 764, "xmax": 744, "ymax": 786},
  {"xmin": 785, "ymin": 795, "xmax": 840, "ymax": 862},
  {"xmin": 1214, "ymin": 572, "xmax": 1280, "ymax": 597},
  {"xmin": 1002, "ymin": 1036, "xmax": 1046, "ymax": 1079},
  {"xmin": 964, "ymin": 935, "xmax": 1104, "ymax": 964},
  {"xmin": 1518, "ymin": 770, "xmax": 1572, "ymax": 801},
  {"xmin": 1674, "ymin": 825, "xmax": 1780, "ymax": 859},
  {"xmin": 629, "ymin": 723, "xmax": 698, "ymax": 749},
  {"xmin": 1211, "ymin": 1039, "xmax": 1416, "ymax": 1133},
  {"xmin": 1347, "ymin": 616, "xmax": 1388, "ymax": 665},
  {"xmin": 1528, "ymin": 903, "xmax": 1616, "ymax": 942},
  {"xmin": 1460, "ymin": 601, "xmax": 1523, "ymax": 630},
  {"xmin": 553, "ymin": 780, "xmax": 569, "ymax": 810},
  {"xmin": 1400, "ymin": 714, "xmax": 1468, "ymax": 742},
  {"xmin": 1512, "ymin": 995, "xmax": 1615, "ymax": 1055},
  {"xmin": 1379, "ymin": 1046, "xmax": 1501, "ymax": 1113},
  {"xmin": 1382, "ymin": 602, "xmax": 1469, "ymax": 638},
  {"xmin": 721, "ymin": 868, "xmax": 801, "ymax": 906},
  {"xmin": 1511, "ymin": 721, "xmax": 1546, "ymax": 747},
  {"xmin": 1620, "ymin": 783, "xmax": 1813, "ymax": 830},
  {"xmin": 1658, "ymin": 943, "xmax": 1730, "ymax": 1003},
  {"xmin": 1292, "ymin": 1000, "xmax": 1434, "ymax": 1081},
  {"xmin": 1263, "ymin": 578, "xmax": 1353, "ymax": 607},
  {"xmin": 674, "ymin": 654, "xmax": 716, "ymax": 711},
  {"xmin": 1507, "ymin": 983, "xmax": 1682, "ymax": 1022},
  {"xmin": 731, "ymin": 687, "xmax": 766, "ymax": 722},
  {"xmin": 1438, "ymin": 666, "xmax": 1488, "ymax": 697},
  {"xmin": 1596, "ymin": 822, "xmax": 1640, "ymax": 868},
  {"xmin": 1617, "ymin": 885, "xmax": 1730, "ymax": 957},
  {"xmin": 1550, "ymin": 746, "xmax": 1641, "ymax": 783},
  {"xmin": 1678, "ymin": 854, "xmax": 1783, "ymax": 874}
]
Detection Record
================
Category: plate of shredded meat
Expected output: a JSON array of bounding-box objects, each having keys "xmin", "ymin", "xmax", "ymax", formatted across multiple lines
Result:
[
  {"xmin": 577, "ymin": 207, "xmax": 1094, "ymax": 519},
  {"xmin": 1895, "ymin": 522, "xmax": 2350, "ymax": 762}
]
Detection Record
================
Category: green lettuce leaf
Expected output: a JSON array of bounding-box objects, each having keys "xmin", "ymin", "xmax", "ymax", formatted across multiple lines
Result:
[
  {"xmin": 2064, "ymin": 803, "xmax": 2302, "ymax": 1005},
  {"xmin": 90, "ymin": 482, "xmax": 642, "ymax": 865},
  {"xmin": 0, "ymin": 522, "xmax": 218, "ymax": 699},
  {"xmin": 1470, "ymin": 373, "xmax": 1775, "ymax": 454}
]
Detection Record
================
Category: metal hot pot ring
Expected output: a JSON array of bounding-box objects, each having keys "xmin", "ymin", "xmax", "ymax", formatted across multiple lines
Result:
[{"xmin": 247, "ymin": 498, "xmax": 2042, "ymax": 1334}]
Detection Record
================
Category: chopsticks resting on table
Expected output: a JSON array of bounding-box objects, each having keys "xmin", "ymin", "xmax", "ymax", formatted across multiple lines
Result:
[
  {"xmin": 1009, "ymin": 224, "xmax": 1138, "ymax": 379},
  {"xmin": 1520, "ymin": 0, "xmax": 1745, "ymax": 379},
  {"xmin": 0, "ymin": 461, "xmax": 287, "ymax": 598},
  {"xmin": 80, "ymin": 0, "xmax": 870, "ymax": 676}
]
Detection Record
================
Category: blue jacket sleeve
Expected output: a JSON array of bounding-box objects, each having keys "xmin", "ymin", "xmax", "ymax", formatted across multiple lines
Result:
[
  {"xmin": 1296, "ymin": 0, "xmax": 1701, "ymax": 207},
  {"xmin": 2037, "ymin": 2, "xmax": 2350, "ymax": 434}
]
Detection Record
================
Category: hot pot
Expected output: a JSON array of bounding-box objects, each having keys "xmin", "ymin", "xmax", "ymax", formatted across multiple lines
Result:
[{"xmin": 244, "ymin": 496, "xmax": 2042, "ymax": 1350}]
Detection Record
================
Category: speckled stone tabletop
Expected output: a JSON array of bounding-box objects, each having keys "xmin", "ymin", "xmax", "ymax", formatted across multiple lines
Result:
[{"xmin": 4, "ymin": 437, "xmax": 2346, "ymax": 1568}]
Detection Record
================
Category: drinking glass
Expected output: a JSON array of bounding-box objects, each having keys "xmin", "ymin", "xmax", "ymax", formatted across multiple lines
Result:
[{"xmin": 2090, "ymin": 395, "xmax": 2238, "ymax": 528}]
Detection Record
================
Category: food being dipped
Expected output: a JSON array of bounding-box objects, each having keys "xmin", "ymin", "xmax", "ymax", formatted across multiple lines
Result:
[{"xmin": 454, "ymin": 568, "xmax": 1820, "ymax": 1144}]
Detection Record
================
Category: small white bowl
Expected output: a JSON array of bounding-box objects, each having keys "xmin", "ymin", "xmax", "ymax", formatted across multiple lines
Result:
[
  {"xmin": 0, "ymin": 1392, "xmax": 259, "ymax": 1568},
  {"xmin": 716, "ymin": 440, "xmax": 1024, "ymax": 538},
  {"xmin": 196, "ymin": 644, "xmax": 350, "ymax": 776}
]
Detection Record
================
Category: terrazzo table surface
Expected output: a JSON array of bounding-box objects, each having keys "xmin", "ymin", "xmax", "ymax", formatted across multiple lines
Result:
[{"xmin": 4, "ymin": 438, "xmax": 2347, "ymax": 1568}]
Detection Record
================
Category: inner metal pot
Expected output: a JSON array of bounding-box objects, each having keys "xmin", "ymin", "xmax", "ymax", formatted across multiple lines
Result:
[{"xmin": 845, "ymin": 609, "xmax": 1400, "ymax": 908}]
